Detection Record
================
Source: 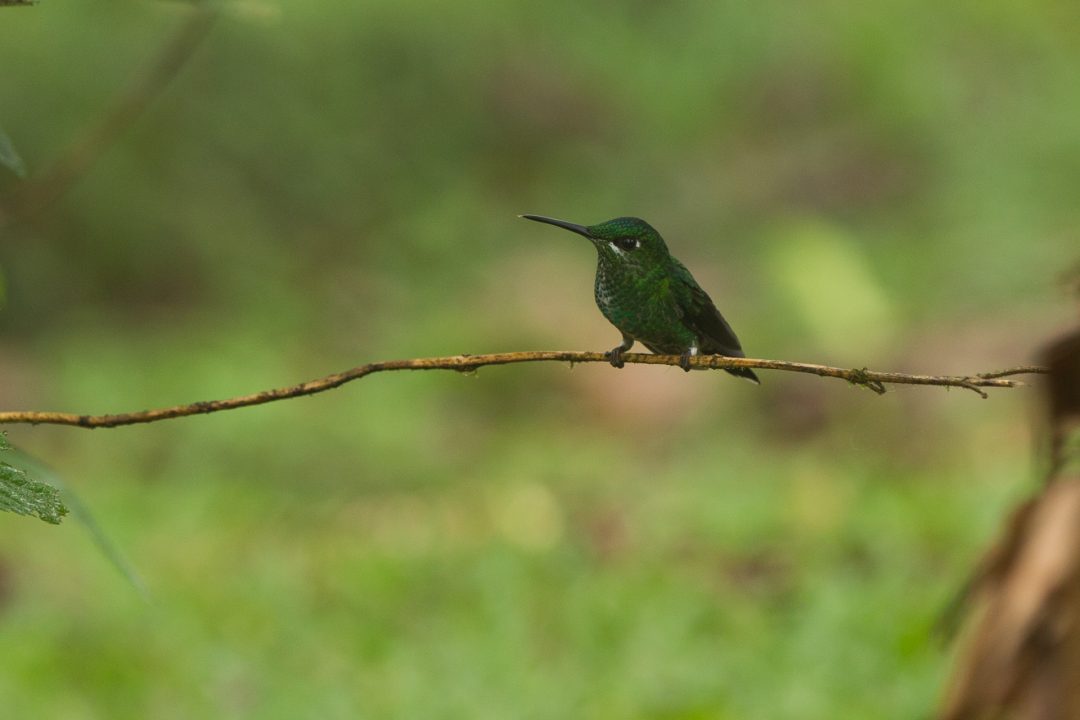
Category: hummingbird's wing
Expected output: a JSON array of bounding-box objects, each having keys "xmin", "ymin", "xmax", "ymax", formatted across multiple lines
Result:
[{"xmin": 671, "ymin": 259, "xmax": 746, "ymax": 357}]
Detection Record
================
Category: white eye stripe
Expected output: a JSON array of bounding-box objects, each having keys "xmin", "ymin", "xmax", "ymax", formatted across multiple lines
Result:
[{"xmin": 609, "ymin": 239, "xmax": 641, "ymax": 252}]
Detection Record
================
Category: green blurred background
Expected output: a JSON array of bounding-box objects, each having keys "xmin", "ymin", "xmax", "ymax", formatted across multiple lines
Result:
[{"xmin": 0, "ymin": 1, "xmax": 1077, "ymax": 717}]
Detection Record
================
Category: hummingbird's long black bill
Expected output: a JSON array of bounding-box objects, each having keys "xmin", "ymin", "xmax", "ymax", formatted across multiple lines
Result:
[{"xmin": 519, "ymin": 214, "xmax": 593, "ymax": 239}]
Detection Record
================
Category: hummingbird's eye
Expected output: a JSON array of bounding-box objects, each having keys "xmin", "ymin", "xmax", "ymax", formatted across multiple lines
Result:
[{"xmin": 613, "ymin": 238, "xmax": 640, "ymax": 252}]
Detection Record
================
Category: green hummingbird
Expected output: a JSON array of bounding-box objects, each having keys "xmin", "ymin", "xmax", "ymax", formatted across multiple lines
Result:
[{"xmin": 521, "ymin": 214, "xmax": 760, "ymax": 384}]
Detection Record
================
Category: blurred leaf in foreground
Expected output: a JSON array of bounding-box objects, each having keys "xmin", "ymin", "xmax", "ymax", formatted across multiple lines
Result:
[
  {"xmin": 0, "ymin": 124, "xmax": 27, "ymax": 178},
  {"xmin": 0, "ymin": 434, "xmax": 68, "ymax": 524},
  {"xmin": 14, "ymin": 451, "xmax": 147, "ymax": 596}
]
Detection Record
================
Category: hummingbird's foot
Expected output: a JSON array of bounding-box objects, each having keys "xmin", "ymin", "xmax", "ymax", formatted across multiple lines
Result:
[
  {"xmin": 679, "ymin": 350, "xmax": 693, "ymax": 372},
  {"xmin": 605, "ymin": 346, "xmax": 626, "ymax": 369},
  {"xmin": 606, "ymin": 334, "xmax": 635, "ymax": 369}
]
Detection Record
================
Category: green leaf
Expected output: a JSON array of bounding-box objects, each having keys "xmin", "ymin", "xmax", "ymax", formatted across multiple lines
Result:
[
  {"xmin": 0, "ymin": 124, "xmax": 27, "ymax": 178},
  {"xmin": 0, "ymin": 435, "xmax": 68, "ymax": 524}
]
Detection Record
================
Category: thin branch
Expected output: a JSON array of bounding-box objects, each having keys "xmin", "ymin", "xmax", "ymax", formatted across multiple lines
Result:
[
  {"xmin": 976, "ymin": 366, "xmax": 1048, "ymax": 380},
  {"xmin": 0, "ymin": 352, "xmax": 1048, "ymax": 429},
  {"xmin": 0, "ymin": 1, "xmax": 36, "ymax": 7},
  {"xmin": 0, "ymin": 4, "xmax": 217, "ymax": 225}
]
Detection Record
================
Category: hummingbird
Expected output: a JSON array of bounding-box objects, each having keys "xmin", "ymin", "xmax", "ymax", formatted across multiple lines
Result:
[{"xmin": 520, "ymin": 214, "xmax": 760, "ymax": 384}]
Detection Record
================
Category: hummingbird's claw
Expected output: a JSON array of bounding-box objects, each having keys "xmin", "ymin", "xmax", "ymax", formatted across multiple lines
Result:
[
  {"xmin": 679, "ymin": 351, "xmax": 693, "ymax": 372},
  {"xmin": 605, "ymin": 347, "xmax": 626, "ymax": 369}
]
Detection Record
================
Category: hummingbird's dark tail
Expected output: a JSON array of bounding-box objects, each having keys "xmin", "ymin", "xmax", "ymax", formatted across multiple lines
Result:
[{"xmin": 725, "ymin": 367, "xmax": 761, "ymax": 384}]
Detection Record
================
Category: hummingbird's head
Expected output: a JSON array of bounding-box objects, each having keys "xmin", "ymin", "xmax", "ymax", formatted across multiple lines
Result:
[{"xmin": 520, "ymin": 215, "xmax": 671, "ymax": 270}]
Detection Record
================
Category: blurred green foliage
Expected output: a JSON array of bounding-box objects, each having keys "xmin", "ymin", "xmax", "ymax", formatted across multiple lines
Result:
[
  {"xmin": 0, "ymin": 125, "xmax": 27, "ymax": 179},
  {"xmin": 0, "ymin": 0, "xmax": 1077, "ymax": 717}
]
